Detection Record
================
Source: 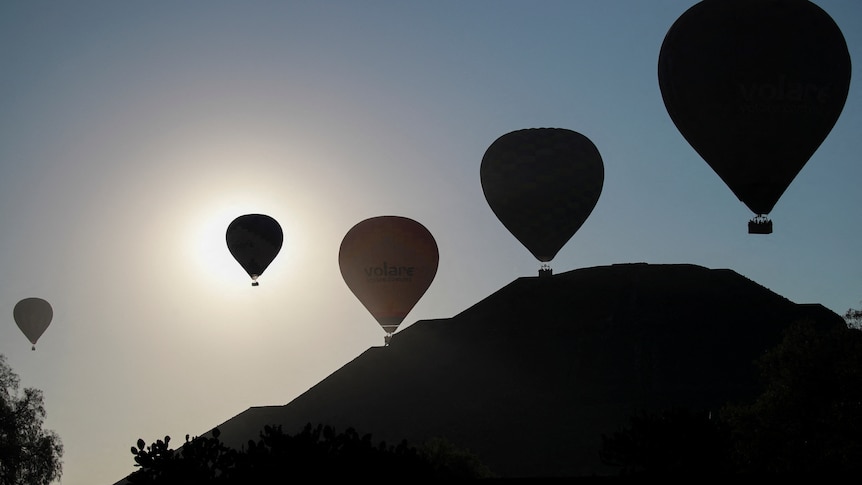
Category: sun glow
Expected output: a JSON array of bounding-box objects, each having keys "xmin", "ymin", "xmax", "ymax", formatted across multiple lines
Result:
[
  {"xmin": 146, "ymin": 128, "xmax": 315, "ymax": 296},
  {"xmin": 192, "ymin": 205, "xmax": 253, "ymax": 286}
]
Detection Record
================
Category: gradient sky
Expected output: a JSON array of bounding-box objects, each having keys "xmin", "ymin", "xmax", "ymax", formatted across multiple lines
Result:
[{"xmin": 0, "ymin": 1, "xmax": 859, "ymax": 484}]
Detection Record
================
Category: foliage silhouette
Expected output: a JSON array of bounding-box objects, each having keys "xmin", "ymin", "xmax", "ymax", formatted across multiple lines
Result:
[
  {"xmin": 599, "ymin": 408, "xmax": 734, "ymax": 476},
  {"xmin": 601, "ymin": 318, "xmax": 862, "ymax": 477},
  {"xmin": 0, "ymin": 354, "xmax": 63, "ymax": 485},
  {"xmin": 721, "ymin": 319, "xmax": 862, "ymax": 475},
  {"xmin": 128, "ymin": 422, "xmax": 492, "ymax": 483},
  {"xmin": 845, "ymin": 301, "xmax": 862, "ymax": 330}
]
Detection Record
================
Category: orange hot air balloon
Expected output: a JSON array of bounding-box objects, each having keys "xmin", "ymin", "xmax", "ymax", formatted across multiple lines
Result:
[
  {"xmin": 658, "ymin": 0, "xmax": 851, "ymax": 234},
  {"xmin": 14, "ymin": 297, "xmax": 53, "ymax": 351},
  {"xmin": 339, "ymin": 216, "xmax": 439, "ymax": 344}
]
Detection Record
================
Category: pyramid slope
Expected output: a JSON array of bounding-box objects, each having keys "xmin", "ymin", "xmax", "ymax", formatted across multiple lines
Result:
[{"xmin": 196, "ymin": 264, "xmax": 845, "ymax": 477}]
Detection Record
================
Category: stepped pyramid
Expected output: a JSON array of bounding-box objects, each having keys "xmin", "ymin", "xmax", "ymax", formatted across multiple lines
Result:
[{"xmin": 125, "ymin": 263, "xmax": 845, "ymax": 479}]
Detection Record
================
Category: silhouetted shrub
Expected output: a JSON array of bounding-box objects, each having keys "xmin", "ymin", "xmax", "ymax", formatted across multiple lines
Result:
[
  {"xmin": 128, "ymin": 422, "xmax": 492, "ymax": 483},
  {"xmin": 599, "ymin": 408, "xmax": 734, "ymax": 476},
  {"xmin": 845, "ymin": 301, "xmax": 862, "ymax": 330}
]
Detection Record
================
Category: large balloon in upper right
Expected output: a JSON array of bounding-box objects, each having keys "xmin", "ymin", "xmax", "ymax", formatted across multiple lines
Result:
[
  {"xmin": 481, "ymin": 128, "xmax": 604, "ymax": 264},
  {"xmin": 658, "ymin": 0, "xmax": 851, "ymax": 234}
]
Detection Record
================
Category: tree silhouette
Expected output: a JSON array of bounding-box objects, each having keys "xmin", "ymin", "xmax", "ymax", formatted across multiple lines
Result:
[
  {"xmin": 0, "ymin": 354, "xmax": 63, "ymax": 485},
  {"xmin": 128, "ymin": 422, "xmax": 493, "ymax": 483},
  {"xmin": 601, "ymin": 318, "xmax": 862, "ymax": 477},
  {"xmin": 845, "ymin": 301, "xmax": 862, "ymax": 330},
  {"xmin": 721, "ymin": 318, "xmax": 862, "ymax": 475}
]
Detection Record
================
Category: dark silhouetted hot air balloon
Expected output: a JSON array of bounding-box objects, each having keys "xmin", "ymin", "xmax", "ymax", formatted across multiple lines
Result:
[
  {"xmin": 480, "ymin": 128, "xmax": 604, "ymax": 274},
  {"xmin": 658, "ymin": 0, "xmax": 851, "ymax": 234},
  {"xmin": 226, "ymin": 214, "xmax": 283, "ymax": 286},
  {"xmin": 339, "ymin": 216, "xmax": 439, "ymax": 345},
  {"xmin": 14, "ymin": 297, "xmax": 53, "ymax": 351}
]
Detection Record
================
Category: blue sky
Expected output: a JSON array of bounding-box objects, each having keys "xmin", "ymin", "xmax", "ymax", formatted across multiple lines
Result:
[{"xmin": 0, "ymin": 2, "xmax": 859, "ymax": 484}]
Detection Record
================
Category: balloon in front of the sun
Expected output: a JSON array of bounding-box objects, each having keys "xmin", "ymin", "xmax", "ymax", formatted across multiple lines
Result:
[{"xmin": 225, "ymin": 214, "xmax": 283, "ymax": 286}]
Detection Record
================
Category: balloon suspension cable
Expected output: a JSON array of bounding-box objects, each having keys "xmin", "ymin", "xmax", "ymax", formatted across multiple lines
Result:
[
  {"xmin": 748, "ymin": 214, "xmax": 773, "ymax": 235},
  {"xmin": 251, "ymin": 274, "xmax": 260, "ymax": 287},
  {"xmin": 384, "ymin": 333, "xmax": 392, "ymax": 346}
]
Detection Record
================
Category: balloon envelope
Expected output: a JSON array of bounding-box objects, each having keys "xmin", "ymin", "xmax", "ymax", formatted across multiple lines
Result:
[
  {"xmin": 339, "ymin": 216, "xmax": 439, "ymax": 335},
  {"xmin": 480, "ymin": 128, "xmax": 604, "ymax": 263},
  {"xmin": 658, "ymin": 0, "xmax": 851, "ymax": 223},
  {"xmin": 226, "ymin": 214, "xmax": 283, "ymax": 286},
  {"xmin": 14, "ymin": 297, "xmax": 53, "ymax": 350}
]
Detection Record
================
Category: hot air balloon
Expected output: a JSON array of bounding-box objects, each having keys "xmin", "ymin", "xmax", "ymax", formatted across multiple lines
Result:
[
  {"xmin": 658, "ymin": 0, "xmax": 851, "ymax": 234},
  {"xmin": 339, "ymin": 216, "xmax": 439, "ymax": 345},
  {"xmin": 480, "ymin": 128, "xmax": 604, "ymax": 275},
  {"xmin": 14, "ymin": 297, "xmax": 53, "ymax": 351},
  {"xmin": 226, "ymin": 214, "xmax": 283, "ymax": 286}
]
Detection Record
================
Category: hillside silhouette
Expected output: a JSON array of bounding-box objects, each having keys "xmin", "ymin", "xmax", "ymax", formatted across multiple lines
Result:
[{"xmin": 117, "ymin": 263, "xmax": 845, "ymax": 481}]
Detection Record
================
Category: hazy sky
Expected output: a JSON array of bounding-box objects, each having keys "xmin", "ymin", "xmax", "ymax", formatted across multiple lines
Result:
[{"xmin": 0, "ymin": 1, "xmax": 859, "ymax": 484}]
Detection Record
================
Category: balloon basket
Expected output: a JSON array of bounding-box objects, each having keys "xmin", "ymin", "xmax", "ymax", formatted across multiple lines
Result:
[
  {"xmin": 538, "ymin": 265, "xmax": 553, "ymax": 277},
  {"xmin": 251, "ymin": 281, "xmax": 259, "ymax": 287},
  {"xmin": 748, "ymin": 217, "xmax": 773, "ymax": 235}
]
